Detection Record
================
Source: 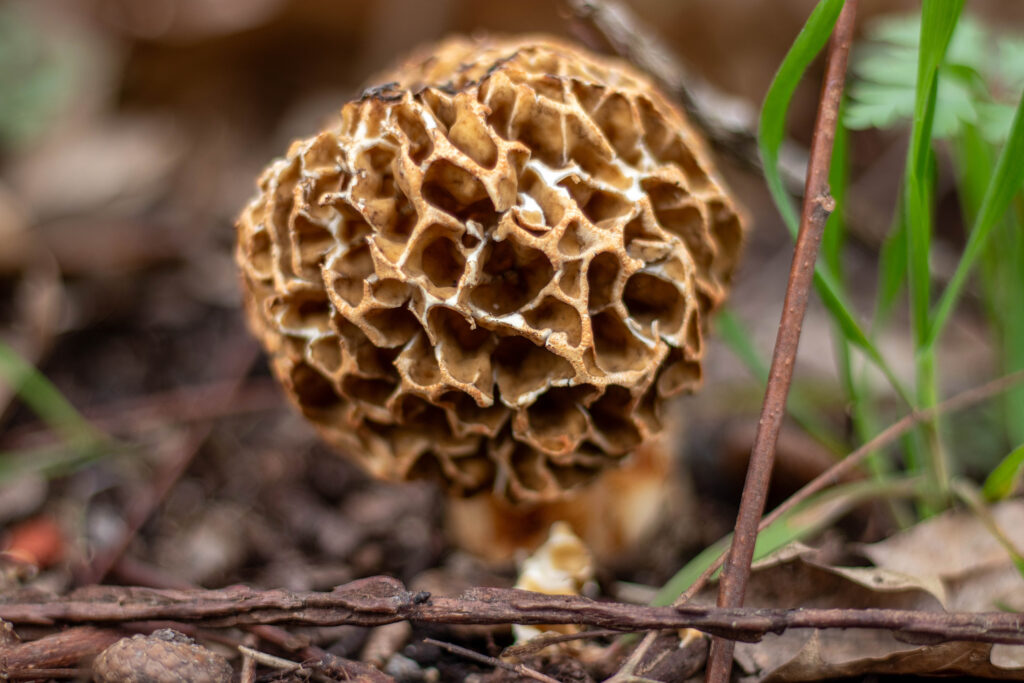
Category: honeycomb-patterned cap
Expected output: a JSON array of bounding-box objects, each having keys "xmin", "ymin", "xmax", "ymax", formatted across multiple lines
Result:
[{"xmin": 236, "ymin": 35, "xmax": 743, "ymax": 503}]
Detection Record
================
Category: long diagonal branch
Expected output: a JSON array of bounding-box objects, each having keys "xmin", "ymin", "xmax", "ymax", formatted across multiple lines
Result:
[{"xmin": 705, "ymin": 2, "xmax": 859, "ymax": 680}]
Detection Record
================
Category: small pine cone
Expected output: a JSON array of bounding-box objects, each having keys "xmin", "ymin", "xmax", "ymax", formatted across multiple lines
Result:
[
  {"xmin": 236, "ymin": 35, "xmax": 744, "ymax": 504},
  {"xmin": 92, "ymin": 629, "xmax": 232, "ymax": 683}
]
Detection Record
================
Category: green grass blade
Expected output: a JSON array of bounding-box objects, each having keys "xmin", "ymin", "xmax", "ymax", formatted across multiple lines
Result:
[
  {"xmin": 0, "ymin": 339, "xmax": 99, "ymax": 445},
  {"xmin": 904, "ymin": 0, "xmax": 963, "ymax": 344},
  {"xmin": 758, "ymin": 0, "xmax": 911, "ymax": 405},
  {"xmin": 0, "ymin": 340, "xmax": 112, "ymax": 485},
  {"xmin": 815, "ymin": 273, "xmax": 913, "ymax": 407},
  {"xmin": 908, "ymin": 1, "xmax": 964, "ymax": 179},
  {"xmin": 951, "ymin": 122, "xmax": 997, "ymax": 314},
  {"xmin": 715, "ymin": 308, "xmax": 768, "ymax": 379},
  {"xmin": 759, "ymin": 0, "xmax": 847, "ymax": 233},
  {"xmin": 904, "ymin": 141, "xmax": 937, "ymax": 345},
  {"xmin": 904, "ymin": 0, "xmax": 962, "ymax": 346},
  {"xmin": 982, "ymin": 443, "xmax": 1024, "ymax": 502},
  {"xmin": 828, "ymin": 121, "xmax": 900, "ymax": 493},
  {"xmin": 813, "ymin": 269, "xmax": 868, "ymax": 349},
  {"xmin": 951, "ymin": 123, "xmax": 1024, "ymax": 446},
  {"xmin": 874, "ymin": 209, "xmax": 908, "ymax": 331},
  {"xmin": 822, "ymin": 103, "xmax": 850, "ymax": 278},
  {"xmin": 1003, "ymin": 236, "xmax": 1024, "ymax": 444},
  {"xmin": 900, "ymin": 0, "xmax": 963, "ymax": 508},
  {"xmin": 928, "ymin": 88, "xmax": 1024, "ymax": 347},
  {"xmin": 953, "ymin": 123, "xmax": 995, "ymax": 221},
  {"xmin": 823, "ymin": 111, "xmax": 891, "ymax": 474},
  {"xmin": 651, "ymin": 534, "xmax": 731, "ymax": 607}
]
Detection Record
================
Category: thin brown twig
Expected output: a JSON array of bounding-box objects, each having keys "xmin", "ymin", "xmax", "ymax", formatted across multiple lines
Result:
[
  {"xmin": 237, "ymin": 645, "xmax": 307, "ymax": 674},
  {"xmin": 502, "ymin": 628, "xmax": 625, "ymax": 657},
  {"xmin": 675, "ymin": 367, "xmax": 1024, "ymax": 604},
  {"xmin": 4, "ymin": 578, "xmax": 1024, "ymax": 646},
  {"xmin": 603, "ymin": 630, "xmax": 660, "ymax": 683},
  {"xmin": 111, "ymin": 558, "xmax": 393, "ymax": 682},
  {"xmin": 314, "ymin": 648, "xmax": 396, "ymax": 683},
  {"xmin": 239, "ymin": 633, "xmax": 259, "ymax": 683},
  {"xmin": 423, "ymin": 638, "xmax": 562, "ymax": 683},
  {"xmin": 2, "ymin": 669, "xmax": 86, "ymax": 680},
  {"xmin": 706, "ymin": 2, "xmax": 859, "ymax": 680}
]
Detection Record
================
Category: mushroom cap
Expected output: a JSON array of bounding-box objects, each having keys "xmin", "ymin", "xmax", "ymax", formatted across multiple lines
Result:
[{"xmin": 235, "ymin": 35, "xmax": 743, "ymax": 503}]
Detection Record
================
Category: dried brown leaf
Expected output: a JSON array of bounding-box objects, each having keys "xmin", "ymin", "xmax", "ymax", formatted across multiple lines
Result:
[
  {"xmin": 728, "ymin": 503, "xmax": 1024, "ymax": 680},
  {"xmin": 861, "ymin": 500, "xmax": 1024, "ymax": 611},
  {"xmin": 757, "ymin": 633, "xmax": 1024, "ymax": 682}
]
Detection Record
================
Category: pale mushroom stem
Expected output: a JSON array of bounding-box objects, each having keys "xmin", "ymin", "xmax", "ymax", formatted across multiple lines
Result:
[{"xmin": 446, "ymin": 431, "xmax": 692, "ymax": 563}]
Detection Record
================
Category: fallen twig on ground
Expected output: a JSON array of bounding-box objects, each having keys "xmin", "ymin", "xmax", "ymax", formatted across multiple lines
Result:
[
  {"xmin": 3, "ymin": 578, "xmax": 1024, "ymax": 647},
  {"xmin": 109, "ymin": 559, "xmax": 393, "ymax": 683},
  {"xmin": 423, "ymin": 638, "xmax": 561, "ymax": 683}
]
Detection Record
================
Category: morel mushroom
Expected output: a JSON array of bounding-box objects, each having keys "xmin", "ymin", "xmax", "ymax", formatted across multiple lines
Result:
[{"xmin": 236, "ymin": 36, "xmax": 743, "ymax": 552}]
